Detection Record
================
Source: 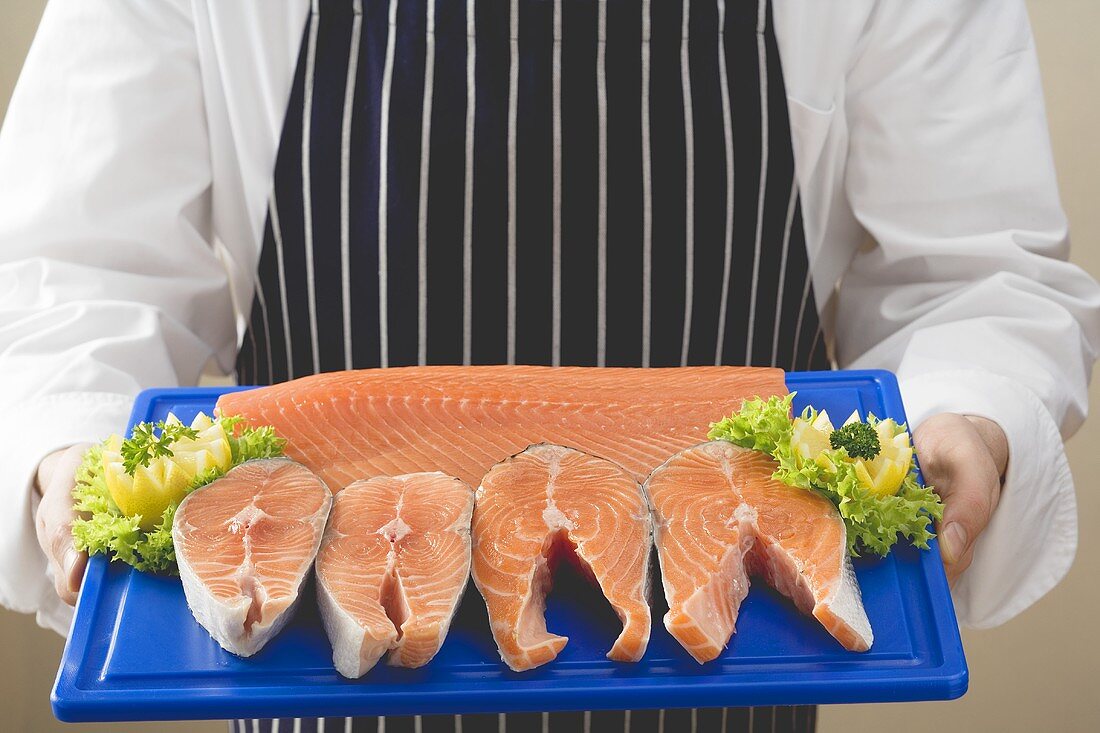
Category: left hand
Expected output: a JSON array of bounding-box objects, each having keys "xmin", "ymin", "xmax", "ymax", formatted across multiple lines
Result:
[
  {"xmin": 34, "ymin": 444, "xmax": 92, "ymax": 606},
  {"xmin": 912, "ymin": 414, "xmax": 1009, "ymax": 586}
]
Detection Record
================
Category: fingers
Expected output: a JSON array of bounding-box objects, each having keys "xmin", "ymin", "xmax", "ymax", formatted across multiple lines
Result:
[
  {"xmin": 963, "ymin": 415, "xmax": 1009, "ymax": 479},
  {"xmin": 33, "ymin": 444, "xmax": 92, "ymax": 606},
  {"xmin": 35, "ymin": 448, "xmax": 63, "ymax": 492},
  {"xmin": 913, "ymin": 413, "xmax": 1004, "ymax": 586}
]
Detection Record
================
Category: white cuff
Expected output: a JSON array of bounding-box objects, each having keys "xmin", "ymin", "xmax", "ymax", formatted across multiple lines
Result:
[
  {"xmin": 0, "ymin": 392, "xmax": 133, "ymax": 636},
  {"xmin": 898, "ymin": 369, "xmax": 1077, "ymax": 629}
]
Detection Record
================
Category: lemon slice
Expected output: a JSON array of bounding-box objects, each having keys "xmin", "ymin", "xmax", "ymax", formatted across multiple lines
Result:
[{"xmin": 102, "ymin": 412, "xmax": 233, "ymax": 530}]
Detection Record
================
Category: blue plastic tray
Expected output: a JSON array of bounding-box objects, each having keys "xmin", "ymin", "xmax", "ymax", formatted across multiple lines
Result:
[{"xmin": 52, "ymin": 370, "xmax": 967, "ymax": 721}]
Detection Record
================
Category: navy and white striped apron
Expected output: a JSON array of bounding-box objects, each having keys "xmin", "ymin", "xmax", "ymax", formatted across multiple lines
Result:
[{"xmin": 235, "ymin": 0, "xmax": 828, "ymax": 730}]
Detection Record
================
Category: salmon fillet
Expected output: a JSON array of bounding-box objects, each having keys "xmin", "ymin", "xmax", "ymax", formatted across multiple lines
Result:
[
  {"xmin": 215, "ymin": 365, "xmax": 786, "ymax": 490},
  {"xmin": 172, "ymin": 459, "xmax": 332, "ymax": 657},
  {"xmin": 471, "ymin": 444, "xmax": 652, "ymax": 672},
  {"xmin": 315, "ymin": 472, "xmax": 474, "ymax": 678},
  {"xmin": 645, "ymin": 441, "xmax": 873, "ymax": 662}
]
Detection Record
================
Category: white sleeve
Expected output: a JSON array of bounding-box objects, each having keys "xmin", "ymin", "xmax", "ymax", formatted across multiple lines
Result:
[
  {"xmin": 0, "ymin": 0, "xmax": 237, "ymax": 631},
  {"xmin": 836, "ymin": 0, "xmax": 1100, "ymax": 627}
]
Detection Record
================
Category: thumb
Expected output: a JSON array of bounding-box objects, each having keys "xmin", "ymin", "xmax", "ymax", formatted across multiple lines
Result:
[
  {"xmin": 937, "ymin": 474, "xmax": 996, "ymax": 570},
  {"xmin": 914, "ymin": 414, "xmax": 1002, "ymax": 582}
]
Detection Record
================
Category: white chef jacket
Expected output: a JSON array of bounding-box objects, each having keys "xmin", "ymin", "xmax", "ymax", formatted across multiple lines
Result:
[{"xmin": 1, "ymin": 0, "xmax": 1096, "ymax": 637}]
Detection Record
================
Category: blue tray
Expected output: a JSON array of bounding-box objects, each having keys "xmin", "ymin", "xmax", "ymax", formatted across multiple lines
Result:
[{"xmin": 52, "ymin": 370, "xmax": 967, "ymax": 721}]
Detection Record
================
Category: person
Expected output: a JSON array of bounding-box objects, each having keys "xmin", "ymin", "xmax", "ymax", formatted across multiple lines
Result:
[{"xmin": 2, "ymin": 0, "xmax": 1098, "ymax": 731}]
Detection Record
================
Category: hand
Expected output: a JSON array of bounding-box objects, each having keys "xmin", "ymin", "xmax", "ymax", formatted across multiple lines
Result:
[
  {"xmin": 34, "ymin": 443, "xmax": 92, "ymax": 606},
  {"xmin": 913, "ymin": 414, "xmax": 1009, "ymax": 586}
]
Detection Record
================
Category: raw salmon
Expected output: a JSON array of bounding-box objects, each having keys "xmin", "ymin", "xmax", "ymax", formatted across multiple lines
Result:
[
  {"xmin": 645, "ymin": 441, "xmax": 873, "ymax": 662},
  {"xmin": 172, "ymin": 459, "xmax": 332, "ymax": 657},
  {"xmin": 315, "ymin": 472, "xmax": 474, "ymax": 678},
  {"xmin": 215, "ymin": 366, "xmax": 786, "ymax": 490},
  {"xmin": 471, "ymin": 444, "xmax": 652, "ymax": 671}
]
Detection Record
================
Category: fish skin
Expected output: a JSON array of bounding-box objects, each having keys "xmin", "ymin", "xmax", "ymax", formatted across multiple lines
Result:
[
  {"xmin": 215, "ymin": 365, "xmax": 787, "ymax": 491},
  {"xmin": 172, "ymin": 458, "xmax": 332, "ymax": 657},
  {"xmin": 315, "ymin": 472, "xmax": 474, "ymax": 678},
  {"xmin": 644, "ymin": 441, "xmax": 873, "ymax": 663},
  {"xmin": 471, "ymin": 444, "xmax": 653, "ymax": 672}
]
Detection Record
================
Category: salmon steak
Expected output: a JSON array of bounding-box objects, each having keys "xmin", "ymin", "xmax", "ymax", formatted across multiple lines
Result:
[
  {"xmin": 172, "ymin": 459, "xmax": 332, "ymax": 657},
  {"xmin": 645, "ymin": 441, "xmax": 873, "ymax": 662},
  {"xmin": 215, "ymin": 365, "xmax": 786, "ymax": 490},
  {"xmin": 471, "ymin": 444, "xmax": 652, "ymax": 672},
  {"xmin": 315, "ymin": 472, "xmax": 474, "ymax": 678}
]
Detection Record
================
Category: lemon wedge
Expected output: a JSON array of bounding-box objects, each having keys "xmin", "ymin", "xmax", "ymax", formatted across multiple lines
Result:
[
  {"xmin": 852, "ymin": 418, "xmax": 913, "ymax": 497},
  {"xmin": 101, "ymin": 412, "xmax": 233, "ymax": 530},
  {"xmin": 792, "ymin": 408, "xmax": 913, "ymax": 497},
  {"xmin": 791, "ymin": 409, "xmax": 835, "ymax": 462}
]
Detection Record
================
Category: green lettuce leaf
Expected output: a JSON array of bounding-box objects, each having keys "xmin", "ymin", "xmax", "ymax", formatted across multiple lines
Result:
[
  {"xmin": 707, "ymin": 393, "xmax": 796, "ymax": 454},
  {"xmin": 709, "ymin": 396, "xmax": 944, "ymax": 557},
  {"xmin": 224, "ymin": 419, "xmax": 286, "ymax": 464},
  {"xmin": 71, "ymin": 415, "xmax": 285, "ymax": 574}
]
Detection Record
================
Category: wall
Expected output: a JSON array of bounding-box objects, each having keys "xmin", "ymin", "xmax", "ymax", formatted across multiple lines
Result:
[{"xmin": 1, "ymin": 1, "xmax": 1097, "ymax": 731}]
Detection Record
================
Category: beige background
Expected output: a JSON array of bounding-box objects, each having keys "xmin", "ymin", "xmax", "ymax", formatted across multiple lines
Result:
[{"xmin": 2, "ymin": 1, "xmax": 1098, "ymax": 731}]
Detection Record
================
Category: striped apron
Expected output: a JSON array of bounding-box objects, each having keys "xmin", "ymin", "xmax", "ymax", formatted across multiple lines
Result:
[{"xmin": 234, "ymin": 0, "xmax": 828, "ymax": 730}]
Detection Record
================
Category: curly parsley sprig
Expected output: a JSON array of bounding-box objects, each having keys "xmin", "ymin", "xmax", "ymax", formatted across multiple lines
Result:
[
  {"xmin": 120, "ymin": 421, "xmax": 200, "ymax": 475},
  {"xmin": 829, "ymin": 421, "xmax": 881, "ymax": 461}
]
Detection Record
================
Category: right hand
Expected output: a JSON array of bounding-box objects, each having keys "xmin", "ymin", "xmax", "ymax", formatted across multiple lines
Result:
[
  {"xmin": 34, "ymin": 443, "xmax": 92, "ymax": 606},
  {"xmin": 912, "ymin": 414, "xmax": 1008, "ymax": 587}
]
